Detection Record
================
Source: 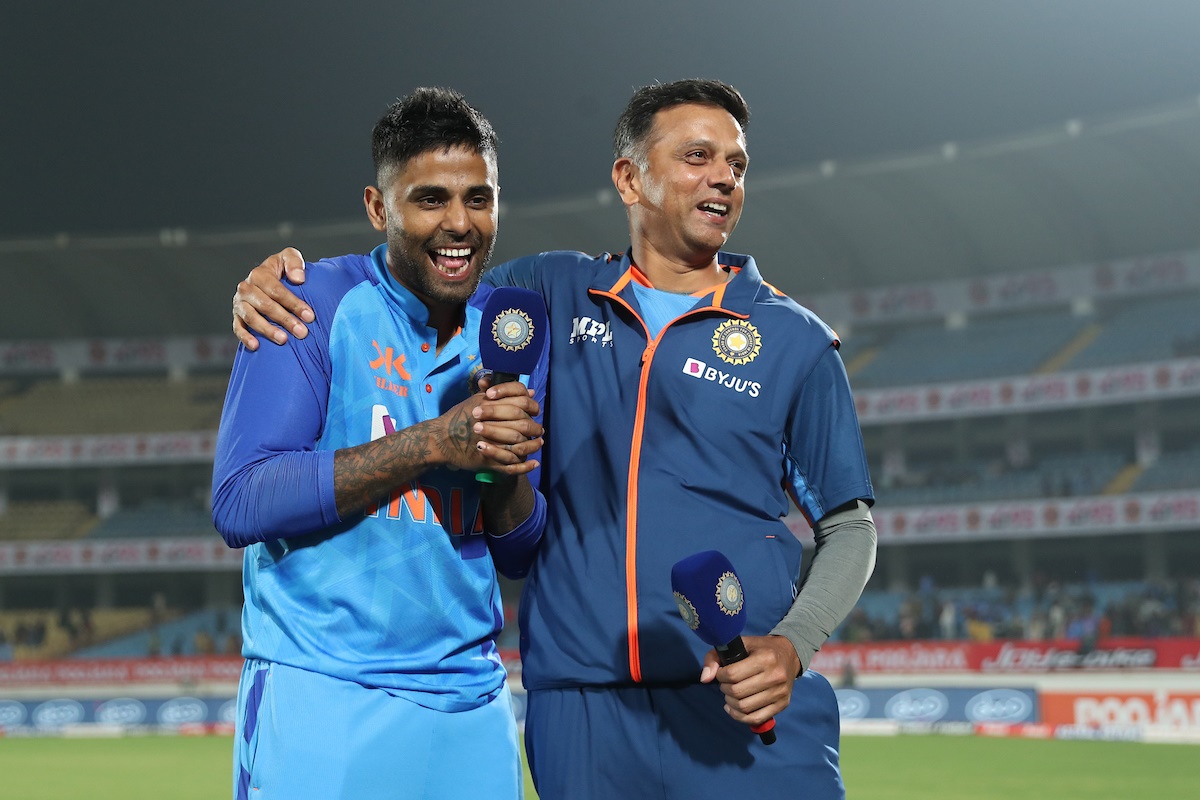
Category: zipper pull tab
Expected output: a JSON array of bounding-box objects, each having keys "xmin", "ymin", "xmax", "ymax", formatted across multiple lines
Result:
[{"xmin": 641, "ymin": 340, "xmax": 657, "ymax": 365}]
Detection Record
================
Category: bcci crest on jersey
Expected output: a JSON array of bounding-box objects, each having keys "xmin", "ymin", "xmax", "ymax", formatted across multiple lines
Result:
[{"xmin": 712, "ymin": 320, "xmax": 762, "ymax": 365}]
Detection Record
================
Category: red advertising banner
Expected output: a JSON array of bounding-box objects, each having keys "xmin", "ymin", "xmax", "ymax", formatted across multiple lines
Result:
[
  {"xmin": 0, "ymin": 336, "xmax": 239, "ymax": 376},
  {"xmin": 1042, "ymin": 690, "xmax": 1200, "ymax": 730},
  {"xmin": 0, "ymin": 537, "xmax": 243, "ymax": 575},
  {"xmin": 0, "ymin": 431, "xmax": 219, "ymax": 468},
  {"xmin": 854, "ymin": 358, "xmax": 1200, "ymax": 424},
  {"xmin": 786, "ymin": 491, "xmax": 1200, "ymax": 544},
  {"xmin": 811, "ymin": 637, "xmax": 1200, "ymax": 674},
  {"xmin": 0, "ymin": 656, "xmax": 244, "ymax": 687},
  {"xmin": 804, "ymin": 249, "xmax": 1200, "ymax": 326}
]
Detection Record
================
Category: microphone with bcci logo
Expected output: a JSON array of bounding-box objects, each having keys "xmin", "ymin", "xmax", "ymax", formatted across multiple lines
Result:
[
  {"xmin": 671, "ymin": 550, "xmax": 778, "ymax": 745},
  {"xmin": 475, "ymin": 286, "xmax": 548, "ymax": 483}
]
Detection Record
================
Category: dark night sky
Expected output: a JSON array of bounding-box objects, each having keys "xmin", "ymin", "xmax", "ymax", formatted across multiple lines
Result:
[{"xmin": 3, "ymin": 0, "xmax": 1200, "ymax": 239}]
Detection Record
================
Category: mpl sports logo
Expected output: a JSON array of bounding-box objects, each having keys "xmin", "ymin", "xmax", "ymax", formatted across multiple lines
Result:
[
  {"xmin": 569, "ymin": 316, "xmax": 613, "ymax": 346},
  {"xmin": 682, "ymin": 358, "xmax": 761, "ymax": 398}
]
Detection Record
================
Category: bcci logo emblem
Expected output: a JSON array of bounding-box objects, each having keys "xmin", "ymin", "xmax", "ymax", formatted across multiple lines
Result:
[
  {"xmin": 674, "ymin": 592, "xmax": 700, "ymax": 631},
  {"xmin": 712, "ymin": 320, "xmax": 761, "ymax": 365},
  {"xmin": 492, "ymin": 309, "xmax": 535, "ymax": 352},
  {"xmin": 715, "ymin": 571, "xmax": 744, "ymax": 617}
]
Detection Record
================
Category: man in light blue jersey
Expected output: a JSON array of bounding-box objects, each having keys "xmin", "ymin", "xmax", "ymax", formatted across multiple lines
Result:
[{"xmin": 212, "ymin": 88, "xmax": 546, "ymax": 800}]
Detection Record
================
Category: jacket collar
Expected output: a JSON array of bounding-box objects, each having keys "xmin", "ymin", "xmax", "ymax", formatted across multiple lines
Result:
[{"xmin": 589, "ymin": 248, "xmax": 762, "ymax": 318}]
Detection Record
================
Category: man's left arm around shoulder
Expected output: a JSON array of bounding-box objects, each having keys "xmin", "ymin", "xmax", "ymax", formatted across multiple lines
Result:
[{"xmin": 702, "ymin": 500, "xmax": 877, "ymax": 730}]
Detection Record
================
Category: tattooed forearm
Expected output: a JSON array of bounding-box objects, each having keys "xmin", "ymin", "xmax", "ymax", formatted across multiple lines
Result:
[
  {"xmin": 333, "ymin": 421, "xmax": 438, "ymax": 519},
  {"xmin": 439, "ymin": 406, "xmax": 476, "ymax": 460}
]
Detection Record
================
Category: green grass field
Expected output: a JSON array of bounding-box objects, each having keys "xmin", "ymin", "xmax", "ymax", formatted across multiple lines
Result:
[{"xmin": 0, "ymin": 733, "xmax": 1193, "ymax": 799}]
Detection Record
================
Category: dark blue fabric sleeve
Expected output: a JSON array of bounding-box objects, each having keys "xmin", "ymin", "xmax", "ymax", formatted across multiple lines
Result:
[
  {"xmin": 211, "ymin": 292, "xmax": 341, "ymax": 548},
  {"xmin": 784, "ymin": 345, "xmax": 874, "ymax": 524},
  {"xmin": 482, "ymin": 255, "xmax": 545, "ymax": 293},
  {"xmin": 486, "ymin": 489, "xmax": 546, "ymax": 580}
]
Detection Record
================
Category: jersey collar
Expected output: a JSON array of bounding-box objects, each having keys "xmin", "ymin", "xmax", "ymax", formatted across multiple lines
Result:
[{"xmin": 590, "ymin": 249, "xmax": 763, "ymax": 317}]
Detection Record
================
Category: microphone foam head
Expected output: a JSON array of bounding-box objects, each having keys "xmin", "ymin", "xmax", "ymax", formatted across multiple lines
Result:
[
  {"xmin": 670, "ymin": 550, "xmax": 747, "ymax": 647},
  {"xmin": 478, "ymin": 287, "xmax": 548, "ymax": 376}
]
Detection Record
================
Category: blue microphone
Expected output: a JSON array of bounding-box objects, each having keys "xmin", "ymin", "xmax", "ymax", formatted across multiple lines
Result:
[
  {"xmin": 671, "ymin": 550, "xmax": 777, "ymax": 745},
  {"xmin": 478, "ymin": 286, "xmax": 547, "ymax": 384},
  {"xmin": 475, "ymin": 287, "xmax": 547, "ymax": 483}
]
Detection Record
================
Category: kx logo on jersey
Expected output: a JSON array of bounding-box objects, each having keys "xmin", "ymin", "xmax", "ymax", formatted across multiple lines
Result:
[
  {"xmin": 370, "ymin": 340, "xmax": 411, "ymax": 397},
  {"xmin": 682, "ymin": 358, "xmax": 762, "ymax": 398}
]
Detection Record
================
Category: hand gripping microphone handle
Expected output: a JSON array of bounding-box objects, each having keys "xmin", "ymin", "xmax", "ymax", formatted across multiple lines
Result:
[
  {"xmin": 715, "ymin": 638, "xmax": 778, "ymax": 745},
  {"xmin": 671, "ymin": 550, "xmax": 777, "ymax": 746},
  {"xmin": 475, "ymin": 287, "xmax": 547, "ymax": 484}
]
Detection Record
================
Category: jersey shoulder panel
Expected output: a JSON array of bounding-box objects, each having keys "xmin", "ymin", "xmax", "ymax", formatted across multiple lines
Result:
[{"xmin": 298, "ymin": 254, "xmax": 377, "ymax": 329}]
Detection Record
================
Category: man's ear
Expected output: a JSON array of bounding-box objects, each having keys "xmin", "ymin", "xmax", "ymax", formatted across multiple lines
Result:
[
  {"xmin": 364, "ymin": 186, "xmax": 387, "ymax": 232},
  {"xmin": 612, "ymin": 157, "xmax": 642, "ymax": 209}
]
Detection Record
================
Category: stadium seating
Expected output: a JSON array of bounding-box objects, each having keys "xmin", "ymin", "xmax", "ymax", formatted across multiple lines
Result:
[
  {"xmin": 72, "ymin": 607, "xmax": 241, "ymax": 659},
  {"xmin": 0, "ymin": 607, "xmax": 159, "ymax": 660},
  {"xmin": 875, "ymin": 451, "xmax": 1128, "ymax": 507},
  {"xmin": 834, "ymin": 579, "xmax": 1194, "ymax": 643},
  {"xmin": 87, "ymin": 500, "xmax": 216, "ymax": 539},
  {"xmin": 1064, "ymin": 291, "xmax": 1200, "ymax": 370},
  {"xmin": 1134, "ymin": 446, "xmax": 1200, "ymax": 492},
  {"xmin": 849, "ymin": 311, "xmax": 1091, "ymax": 388},
  {"xmin": 0, "ymin": 374, "xmax": 228, "ymax": 435},
  {"xmin": 0, "ymin": 500, "xmax": 95, "ymax": 541}
]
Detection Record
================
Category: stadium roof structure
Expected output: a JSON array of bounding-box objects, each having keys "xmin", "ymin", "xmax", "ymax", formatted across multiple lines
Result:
[{"xmin": 3, "ymin": 97, "xmax": 1200, "ymax": 340}]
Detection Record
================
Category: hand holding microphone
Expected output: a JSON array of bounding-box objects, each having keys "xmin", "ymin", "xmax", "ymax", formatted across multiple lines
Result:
[
  {"xmin": 475, "ymin": 287, "xmax": 548, "ymax": 483},
  {"xmin": 671, "ymin": 551, "xmax": 778, "ymax": 745}
]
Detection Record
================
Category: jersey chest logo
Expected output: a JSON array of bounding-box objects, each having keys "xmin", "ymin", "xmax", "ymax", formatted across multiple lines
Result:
[{"xmin": 712, "ymin": 320, "xmax": 762, "ymax": 365}]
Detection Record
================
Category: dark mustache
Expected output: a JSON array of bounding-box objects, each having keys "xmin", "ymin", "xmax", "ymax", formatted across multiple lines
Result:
[{"xmin": 427, "ymin": 233, "xmax": 483, "ymax": 251}]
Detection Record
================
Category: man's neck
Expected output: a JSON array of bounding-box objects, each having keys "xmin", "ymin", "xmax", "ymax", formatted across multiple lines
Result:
[
  {"xmin": 629, "ymin": 240, "xmax": 725, "ymax": 294},
  {"xmin": 426, "ymin": 305, "xmax": 462, "ymax": 355}
]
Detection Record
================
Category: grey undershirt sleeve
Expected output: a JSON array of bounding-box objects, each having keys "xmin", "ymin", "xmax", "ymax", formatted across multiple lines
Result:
[{"xmin": 770, "ymin": 499, "xmax": 877, "ymax": 673}]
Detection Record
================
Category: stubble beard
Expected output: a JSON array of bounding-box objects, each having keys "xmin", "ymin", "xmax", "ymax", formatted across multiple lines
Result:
[{"xmin": 386, "ymin": 221, "xmax": 494, "ymax": 306}]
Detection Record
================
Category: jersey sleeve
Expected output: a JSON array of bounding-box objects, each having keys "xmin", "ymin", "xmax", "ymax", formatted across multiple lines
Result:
[
  {"xmin": 784, "ymin": 345, "xmax": 874, "ymax": 524},
  {"xmin": 211, "ymin": 283, "xmax": 341, "ymax": 548},
  {"xmin": 482, "ymin": 254, "xmax": 546, "ymax": 294}
]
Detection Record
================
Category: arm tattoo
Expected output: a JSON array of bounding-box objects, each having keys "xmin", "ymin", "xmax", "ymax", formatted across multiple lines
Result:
[
  {"xmin": 441, "ymin": 405, "xmax": 475, "ymax": 458},
  {"xmin": 334, "ymin": 423, "xmax": 435, "ymax": 519}
]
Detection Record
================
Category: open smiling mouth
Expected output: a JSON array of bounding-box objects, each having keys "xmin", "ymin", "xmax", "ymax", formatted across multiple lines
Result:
[
  {"xmin": 430, "ymin": 246, "xmax": 474, "ymax": 277},
  {"xmin": 698, "ymin": 201, "xmax": 729, "ymax": 218}
]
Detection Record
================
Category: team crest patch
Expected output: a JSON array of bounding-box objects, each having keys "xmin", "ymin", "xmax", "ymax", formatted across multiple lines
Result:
[
  {"xmin": 674, "ymin": 591, "xmax": 700, "ymax": 631},
  {"xmin": 716, "ymin": 571, "xmax": 744, "ymax": 616},
  {"xmin": 712, "ymin": 320, "xmax": 761, "ymax": 365},
  {"xmin": 492, "ymin": 308, "xmax": 536, "ymax": 352}
]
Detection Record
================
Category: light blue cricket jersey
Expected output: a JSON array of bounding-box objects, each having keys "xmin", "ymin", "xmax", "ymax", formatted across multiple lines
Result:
[{"xmin": 213, "ymin": 245, "xmax": 508, "ymax": 712}]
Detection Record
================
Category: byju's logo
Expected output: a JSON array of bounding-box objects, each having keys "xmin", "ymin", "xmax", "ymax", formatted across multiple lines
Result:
[
  {"xmin": 681, "ymin": 358, "xmax": 761, "ymax": 398},
  {"xmin": 569, "ymin": 316, "xmax": 613, "ymax": 346}
]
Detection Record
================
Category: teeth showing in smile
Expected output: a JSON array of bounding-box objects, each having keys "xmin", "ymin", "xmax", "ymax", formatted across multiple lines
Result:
[
  {"xmin": 431, "ymin": 246, "xmax": 473, "ymax": 276},
  {"xmin": 700, "ymin": 202, "xmax": 729, "ymax": 216}
]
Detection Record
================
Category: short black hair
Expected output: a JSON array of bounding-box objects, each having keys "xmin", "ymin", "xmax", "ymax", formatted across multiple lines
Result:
[
  {"xmin": 372, "ymin": 87, "xmax": 498, "ymax": 185},
  {"xmin": 613, "ymin": 79, "xmax": 750, "ymax": 166}
]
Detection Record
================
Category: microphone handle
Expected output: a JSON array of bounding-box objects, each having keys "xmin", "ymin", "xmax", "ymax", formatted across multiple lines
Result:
[
  {"xmin": 716, "ymin": 636, "xmax": 778, "ymax": 746},
  {"xmin": 475, "ymin": 370, "xmax": 521, "ymax": 484}
]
